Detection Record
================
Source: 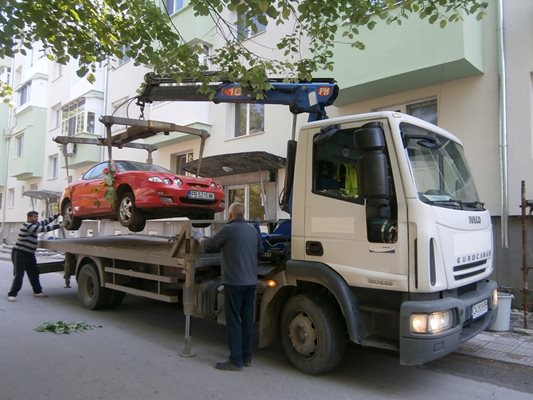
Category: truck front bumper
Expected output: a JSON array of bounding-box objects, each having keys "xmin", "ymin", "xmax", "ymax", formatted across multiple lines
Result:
[{"xmin": 399, "ymin": 279, "xmax": 498, "ymax": 365}]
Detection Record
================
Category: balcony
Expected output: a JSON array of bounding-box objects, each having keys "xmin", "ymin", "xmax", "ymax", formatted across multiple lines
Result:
[
  {"xmin": 144, "ymin": 122, "xmax": 211, "ymax": 147},
  {"xmin": 59, "ymin": 133, "xmax": 101, "ymax": 169},
  {"xmin": 169, "ymin": 5, "xmax": 215, "ymax": 45},
  {"xmin": 328, "ymin": 12, "xmax": 484, "ymax": 105},
  {"xmin": 10, "ymin": 106, "xmax": 46, "ymax": 180}
]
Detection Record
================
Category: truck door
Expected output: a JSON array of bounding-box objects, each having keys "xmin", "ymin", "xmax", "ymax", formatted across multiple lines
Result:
[{"xmin": 301, "ymin": 119, "xmax": 408, "ymax": 291}]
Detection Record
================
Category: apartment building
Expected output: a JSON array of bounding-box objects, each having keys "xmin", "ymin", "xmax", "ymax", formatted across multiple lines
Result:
[{"xmin": 0, "ymin": 0, "xmax": 531, "ymax": 299}]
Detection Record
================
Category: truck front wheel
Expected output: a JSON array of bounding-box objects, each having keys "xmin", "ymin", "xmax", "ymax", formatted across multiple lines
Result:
[
  {"xmin": 77, "ymin": 263, "xmax": 108, "ymax": 310},
  {"xmin": 281, "ymin": 294, "xmax": 346, "ymax": 375}
]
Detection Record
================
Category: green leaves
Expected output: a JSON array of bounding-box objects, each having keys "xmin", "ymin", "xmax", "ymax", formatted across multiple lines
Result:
[
  {"xmin": 34, "ymin": 320, "xmax": 102, "ymax": 334},
  {"xmin": 0, "ymin": 0, "xmax": 489, "ymax": 97}
]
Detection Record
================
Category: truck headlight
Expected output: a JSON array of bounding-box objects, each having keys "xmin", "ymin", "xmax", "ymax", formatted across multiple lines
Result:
[{"xmin": 410, "ymin": 310, "xmax": 453, "ymax": 334}]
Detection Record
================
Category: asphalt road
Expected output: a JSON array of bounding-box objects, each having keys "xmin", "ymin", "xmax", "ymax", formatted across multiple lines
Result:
[{"xmin": 1, "ymin": 260, "xmax": 532, "ymax": 400}]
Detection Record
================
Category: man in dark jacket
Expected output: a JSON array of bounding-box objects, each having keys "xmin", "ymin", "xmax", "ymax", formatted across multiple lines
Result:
[
  {"xmin": 7, "ymin": 211, "xmax": 64, "ymax": 302},
  {"xmin": 192, "ymin": 202, "xmax": 264, "ymax": 371}
]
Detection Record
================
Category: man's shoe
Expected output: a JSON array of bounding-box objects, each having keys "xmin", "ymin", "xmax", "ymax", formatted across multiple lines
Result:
[
  {"xmin": 244, "ymin": 361, "xmax": 252, "ymax": 367},
  {"xmin": 215, "ymin": 361, "xmax": 243, "ymax": 371},
  {"xmin": 7, "ymin": 296, "xmax": 16, "ymax": 302},
  {"xmin": 33, "ymin": 292, "xmax": 48, "ymax": 298}
]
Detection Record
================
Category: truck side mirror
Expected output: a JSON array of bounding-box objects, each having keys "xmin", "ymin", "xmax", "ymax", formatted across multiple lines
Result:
[{"xmin": 354, "ymin": 122, "xmax": 390, "ymax": 205}]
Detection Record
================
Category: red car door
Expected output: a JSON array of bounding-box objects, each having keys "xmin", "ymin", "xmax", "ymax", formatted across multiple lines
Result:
[{"xmin": 74, "ymin": 163, "xmax": 114, "ymax": 217}]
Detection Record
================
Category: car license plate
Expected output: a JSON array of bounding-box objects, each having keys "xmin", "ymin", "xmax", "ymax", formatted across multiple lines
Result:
[
  {"xmin": 471, "ymin": 299, "xmax": 488, "ymax": 319},
  {"xmin": 188, "ymin": 190, "xmax": 214, "ymax": 201}
]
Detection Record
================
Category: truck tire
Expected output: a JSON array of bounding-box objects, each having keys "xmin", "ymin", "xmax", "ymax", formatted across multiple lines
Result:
[
  {"xmin": 117, "ymin": 192, "xmax": 145, "ymax": 231},
  {"xmin": 105, "ymin": 290, "xmax": 125, "ymax": 308},
  {"xmin": 61, "ymin": 199, "xmax": 82, "ymax": 230},
  {"xmin": 77, "ymin": 263, "xmax": 109, "ymax": 310},
  {"xmin": 281, "ymin": 294, "xmax": 346, "ymax": 375}
]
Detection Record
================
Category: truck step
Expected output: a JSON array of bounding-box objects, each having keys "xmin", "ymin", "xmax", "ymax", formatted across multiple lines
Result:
[{"xmin": 360, "ymin": 336, "xmax": 399, "ymax": 351}]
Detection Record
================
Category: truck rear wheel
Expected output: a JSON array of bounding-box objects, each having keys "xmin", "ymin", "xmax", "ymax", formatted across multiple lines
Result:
[
  {"xmin": 77, "ymin": 263, "xmax": 108, "ymax": 310},
  {"xmin": 281, "ymin": 294, "xmax": 346, "ymax": 375},
  {"xmin": 106, "ymin": 290, "xmax": 125, "ymax": 308}
]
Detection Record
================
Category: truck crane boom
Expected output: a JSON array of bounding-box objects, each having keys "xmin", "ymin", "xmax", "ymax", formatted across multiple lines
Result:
[{"xmin": 138, "ymin": 73, "xmax": 339, "ymax": 122}]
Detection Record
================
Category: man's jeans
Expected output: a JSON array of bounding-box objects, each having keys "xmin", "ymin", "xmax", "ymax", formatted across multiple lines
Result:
[
  {"xmin": 224, "ymin": 285, "xmax": 256, "ymax": 367},
  {"xmin": 8, "ymin": 249, "xmax": 42, "ymax": 297}
]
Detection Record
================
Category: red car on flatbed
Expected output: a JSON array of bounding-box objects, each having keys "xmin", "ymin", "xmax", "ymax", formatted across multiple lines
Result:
[{"xmin": 61, "ymin": 160, "xmax": 225, "ymax": 232}]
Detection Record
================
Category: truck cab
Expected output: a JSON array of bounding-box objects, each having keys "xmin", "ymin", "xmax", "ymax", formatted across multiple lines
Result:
[{"xmin": 282, "ymin": 111, "xmax": 496, "ymax": 367}]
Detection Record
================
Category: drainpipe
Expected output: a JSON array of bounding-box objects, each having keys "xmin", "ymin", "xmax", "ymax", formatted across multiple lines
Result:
[
  {"xmin": 1, "ymin": 57, "xmax": 15, "ymax": 242},
  {"xmin": 497, "ymin": 0, "xmax": 509, "ymax": 248}
]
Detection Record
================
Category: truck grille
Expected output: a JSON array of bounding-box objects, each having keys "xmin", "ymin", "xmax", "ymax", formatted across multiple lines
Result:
[{"xmin": 453, "ymin": 260, "xmax": 487, "ymax": 281}]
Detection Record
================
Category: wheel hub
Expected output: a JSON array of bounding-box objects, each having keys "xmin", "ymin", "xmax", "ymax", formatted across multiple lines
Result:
[
  {"xmin": 119, "ymin": 198, "xmax": 133, "ymax": 222},
  {"xmin": 288, "ymin": 312, "xmax": 317, "ymax": 356}
]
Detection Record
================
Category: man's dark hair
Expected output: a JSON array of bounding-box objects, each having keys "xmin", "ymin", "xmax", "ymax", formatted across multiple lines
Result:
[{"xmin": 27, "ymin": 211, "xmax": 38, "ymax": 218}]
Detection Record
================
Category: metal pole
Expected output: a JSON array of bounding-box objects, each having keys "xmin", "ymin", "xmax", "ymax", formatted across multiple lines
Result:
[
  {"xmin": 521, "ymin": 180, "xmax": 529, "ymax": 329},
  {"xmin": 180, "ymin": 225, "xmax": 196, "ymax": 357},
  {"xmin": 497, "ymin": 0, "xmax": 509, "ymax": 248}
]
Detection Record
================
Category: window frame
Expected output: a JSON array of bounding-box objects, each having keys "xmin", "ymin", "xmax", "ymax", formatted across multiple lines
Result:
[
  {"xmin": 234, "ymin": 103, "xmax": 265, "ymax": 137},
  {"xmin": 61, "ymin": 99, "xmax": 90, "ymax": 136},
  {"xmin": 236, "ymin": 11, "xmax": 267, "ymax": 39},
  {"xmin": 48, "ymin": 154, "xmax": 59, "ymax": 180},
  {"xmin": 226, "ymin": 183, "xmax": 265, "ymax": 221},
  {"xmin": 166, "ymin": 0, "xmax": 185, "ymax": 14},
  {"xmin": 15, "ymin": 134, "xmax": 24, "ymax": 158},
  {"xmin": 18, "ymin": 81, "xmax": 31, "ymax": 106}
]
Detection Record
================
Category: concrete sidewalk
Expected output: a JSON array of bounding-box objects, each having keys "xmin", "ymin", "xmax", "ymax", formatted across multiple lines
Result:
[
  {"xmin": 456, "ymin": 309, "xmax": 533, "ymax": 367},
  {"xmin": 1, "ymin": 243, "xmax": 532, "ymax": 369}
]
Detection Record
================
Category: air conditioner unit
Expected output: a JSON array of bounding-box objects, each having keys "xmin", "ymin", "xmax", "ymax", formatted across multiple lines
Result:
[{"xmin": 65, "ymin": 143, "xmax": 76, "ymax": 156}]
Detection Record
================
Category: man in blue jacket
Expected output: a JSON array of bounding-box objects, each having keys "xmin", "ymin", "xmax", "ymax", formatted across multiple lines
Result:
[
  {"xmin": 192, "ymin": 202, "xmax": 264, "ymax": 371},
  {"xmin": 7, "ymin": 211, "xmax": 64, "ymax": 302}
]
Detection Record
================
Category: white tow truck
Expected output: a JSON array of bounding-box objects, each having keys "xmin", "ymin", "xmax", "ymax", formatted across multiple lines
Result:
[{"xmin": 39, "ymin": 74, "xmax": 498, "ymax": 374}]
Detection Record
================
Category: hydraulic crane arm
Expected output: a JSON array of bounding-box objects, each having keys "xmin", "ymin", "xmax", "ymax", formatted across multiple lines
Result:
[{"xmin": 138, "ymin": 73, "xmax": 339, "ymax": 122}]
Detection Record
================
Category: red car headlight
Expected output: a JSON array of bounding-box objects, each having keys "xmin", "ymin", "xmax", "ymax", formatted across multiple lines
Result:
[
  {"xmin": 174, "ymin": 178, "xmax": 183, "ymax": 186},
  {"xmin": 148, "ymin": 176, "xmax": 163, "ymax": 183}
]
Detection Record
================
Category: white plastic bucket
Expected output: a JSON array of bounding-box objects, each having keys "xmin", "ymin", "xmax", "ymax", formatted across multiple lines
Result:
[{"xmin": 489, "ymin": 292, "xmax": 514, "ymax": 332}]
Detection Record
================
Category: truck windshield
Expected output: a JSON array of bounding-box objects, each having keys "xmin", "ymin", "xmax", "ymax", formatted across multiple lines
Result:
[{"xmin": 401, "ymin": 123, "xmax": 484, "ymax": 211}]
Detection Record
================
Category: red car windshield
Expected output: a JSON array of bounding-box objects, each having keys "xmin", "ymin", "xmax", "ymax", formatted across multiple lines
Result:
[{"xmin": 115, "ymin": 161, "xmax": 173, "ymax": 174}]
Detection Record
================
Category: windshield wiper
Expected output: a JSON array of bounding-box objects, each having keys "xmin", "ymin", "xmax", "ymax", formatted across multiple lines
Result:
[{"xmin": 458, "ymin": 200, "xmax": 485, "ymax": 210}]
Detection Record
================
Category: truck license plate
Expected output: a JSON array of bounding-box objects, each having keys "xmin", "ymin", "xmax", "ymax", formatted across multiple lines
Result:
[
  {"xmin": 188, "ymin": 190, "xmax": 214, "ymax": 201},
  {"xmin": 471, "ymin": 299, "xmax": 488, "ymax": 319}
]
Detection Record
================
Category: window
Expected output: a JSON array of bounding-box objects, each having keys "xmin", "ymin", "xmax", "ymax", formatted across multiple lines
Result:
[
  {"xmin": 0, "ymin": 66, "xmax": 11, "ymax": 84},
  {"xmin": 52, "ymin": 62, "xmax": 63, "ymax": 80},
  {"xmin": 82, "ymin": 162, "xmax": 109, "ymax": 180},
  {"xmin": 18, "ymin": 81, "xmax": 31, "ymax": 106},
  {"xmin": 52, "ymin": 106, "xmax": 61, "ymax": 129},
  {"xmin": 406, "ymin": 100, "xmax": 438, "ymax": 125},
  {"xmin": 237, "ymin": 11, "xmax": 267, "ymax": 39},
  {"xmin": 7, "ymin": 188, "xmax": 15, "ymax": 208},
  {"xmin": 198, "ymin": 44, "xmax": 211, "ymax": 68},
  {"xmin": 235, "ymin": 104, "xmax": 264, "ymax": 137},
  {"xmin": 87, "ymin": 112, "xmax": 95, "ymax": 133},
  {"xmin": 118, "ymin": 44, "xmax": 131, "ymax": 66},
  {"xmin": 378, "ymin": 99, "xmax": 438, "ymax": 125},
  {"xmin": 62, "ymin": 99, "xmax": 87, "ymax": 136},
  {"xmin": 174, "ymin": 152, "xmax": 193, "ymax": 176},
  {"xmin": 166, "ymin": 0, "xmax": 184, "ymax": 14},
  {"xmin": 15, "ymin": 134, "xmax": 23, "ymax": 157},
  {"xmin": 313, "ymin": 128, "xmax": 362, "ymax": 202},
  {"xmin": 48, "ymin": 155, "xmax": 58, "ymax": 179},
  {"xmin": 227, "ymin": 184, "xmax": 264, "ymax": 220}
]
